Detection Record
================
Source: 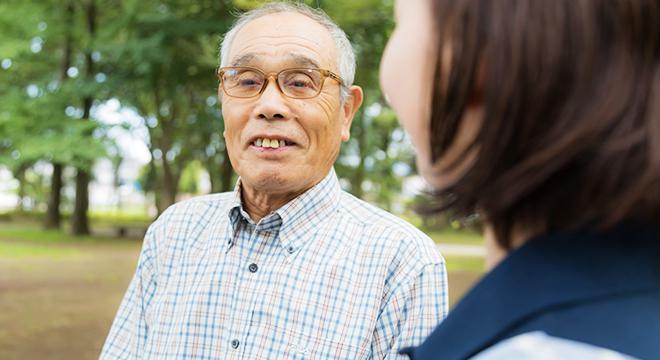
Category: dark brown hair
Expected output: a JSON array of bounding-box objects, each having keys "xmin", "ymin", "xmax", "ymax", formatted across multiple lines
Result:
[{"xmin": 428, "ymin": 0, "xmax": 660, "ymax": 248}]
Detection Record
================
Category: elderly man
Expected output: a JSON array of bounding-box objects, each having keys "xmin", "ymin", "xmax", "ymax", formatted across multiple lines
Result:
[{"xmin": 101, "ymin": 2, "xmax": 446, "ymax": 359}]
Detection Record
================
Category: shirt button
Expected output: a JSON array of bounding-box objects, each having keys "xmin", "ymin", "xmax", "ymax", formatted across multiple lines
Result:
[
  {"xmin": 287, "ymin": 246, "xmax": 295, "ymax": 253},
  {"xmin": 248, "ymin": 263, "xmax": 258, "ymax": 273},
  {"xmin": 231, "ymin": 339, "xmax": 239, "ymax": 349}
]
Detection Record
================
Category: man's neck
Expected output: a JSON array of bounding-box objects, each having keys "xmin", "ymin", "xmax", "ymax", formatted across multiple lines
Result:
[{"xmin": 240, "ymin": 184, "xmax": 311, "ymax": 223}]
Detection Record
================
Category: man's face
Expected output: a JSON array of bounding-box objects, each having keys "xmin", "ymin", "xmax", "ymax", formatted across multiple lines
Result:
[{"xmin": 221, "ymin": 12, "xmax": 357, "ymax": 196}]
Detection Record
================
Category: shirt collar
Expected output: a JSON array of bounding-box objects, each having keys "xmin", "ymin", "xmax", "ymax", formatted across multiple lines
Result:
[
  {"xmin": 275, "ymin": 168, "xmax": 342, "ymax": 255},
  {"xmin": 227, "ymin": 180, "xmax": 248, "ymax": 229},
  {"xmin": 226, "ymin": 168, "xmax": 342, "ymax": 255}
]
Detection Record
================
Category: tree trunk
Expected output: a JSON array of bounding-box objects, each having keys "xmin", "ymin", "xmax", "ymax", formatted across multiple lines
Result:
[
  {"xmin": 72, "ymin": 95, "xmax": 93, "ymax": 235},
  {"xmin": 160, "ymin": 154, "xmax": 178, "ymax": 208},
  {"xmin": 146, "ymin": 158, "xmax": 164, "ymax": 216},
  {"xmin": 219, "ymin": 147, "xmax": 234, "ymax": 192},
  {"xmin": 14, "ymin": 165, "xmax": 28, "ymax": 213},
  {"xmin": 45, "ymin": 163, "xmax": 63, "ymax": 228},
  {"xmin": 71, "ymin": 0, "xmax": 96, "ymax": 236},
  {"xmin": 206, "ymin": 151, "xmax": 234, "ymax": 194},
  {"xmin": 71, "ymin": 170, "xmax": 90, "ymax": 235},
  {"xmin": 46, "ymin": 2, "xmax": 74, "ymax": 229},
  {"xmin": 353, "ymin": 110, "xmax": 366, "ymax": 199},
  {"xmin": 150, "ymin": 76, "xmax": 180, "ymax": 209},
  {"xmin": 112, "ymin": 156, "xmax": 122, "ymax": 211},
  {"xmin": 207, "ymin": 158, "xmax": 219, "ymax": 194}
]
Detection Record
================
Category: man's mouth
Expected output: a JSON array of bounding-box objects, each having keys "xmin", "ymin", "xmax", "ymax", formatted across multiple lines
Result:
[{"xmin": 252, "ymin": 137, "xmax": 296, "ymax": 149}]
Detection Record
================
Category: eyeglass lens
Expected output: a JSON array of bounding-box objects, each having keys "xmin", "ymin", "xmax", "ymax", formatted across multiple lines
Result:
[{"xmin": 222, "ymin": 68, "xmax": 323, "ymax": 98}]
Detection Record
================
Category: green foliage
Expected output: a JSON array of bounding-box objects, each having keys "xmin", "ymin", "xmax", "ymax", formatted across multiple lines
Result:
[
  {"xmin": 101, "ymin": 0, "xmax": 237, "ymax": 208},
  {"xmin": 0, "ymin": 0, "xmax": 111, "ymax": 200},
  {"xmin": 322, "ymin": 0, "xmax": 414, "ymax": 209},
  {"xmin": 232, "ymin": 0, "xmax": 269, "ymax": 10},
  {"xmin": 2, "ymin": 0, "xmax": 419, "ymax": 215},
  {"xmin": 137, "ymin": 162, "xmax": 158, "ymax": 194},
  {"xmin": 178, "ymin": 160, "xmax": 203, "ymax": 194}
]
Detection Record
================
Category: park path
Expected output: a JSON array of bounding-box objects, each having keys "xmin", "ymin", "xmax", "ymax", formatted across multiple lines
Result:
[{"xmin": 437, "ymin": 243, "xmax": 485, "ymax": 257}]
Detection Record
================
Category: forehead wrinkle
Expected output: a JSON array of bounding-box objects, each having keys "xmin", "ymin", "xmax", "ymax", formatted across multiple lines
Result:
[
  {"xmin": 234, "ymin": 18, "xmax": 335, "ymax": 50},
  {"xmin": 230, "ymin": 51, "xmax": 325, "ymax": 70},
  {"xmin": 229, "ymin": 34, "xmax": 337, "ymax": 69},
  {"xmin": 238, "ymin": 33, "xmax": 325, "ymax": 43},
  {"xmin": 232, "ymin": 40, "xmax": 325, "ymax": 58},
  {"xmin": 231, "ymin": 32, "xmax": 327, "ymax": 49}
]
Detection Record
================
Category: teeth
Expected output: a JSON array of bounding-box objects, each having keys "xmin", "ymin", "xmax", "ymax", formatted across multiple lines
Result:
[{"xmin": 254, "ymin": 138, "xmax": 290, "ymax": 148}]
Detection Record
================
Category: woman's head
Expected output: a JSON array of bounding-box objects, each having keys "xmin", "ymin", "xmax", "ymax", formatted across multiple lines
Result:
[{"xmin": 381, "ymin": 0, "xmax": 660, "ymax": 248}]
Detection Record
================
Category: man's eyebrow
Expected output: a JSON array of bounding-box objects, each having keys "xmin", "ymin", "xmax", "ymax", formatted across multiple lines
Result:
[
  {"xmin": 229, "ymin": 52, "xmax": 322, "ymax": 69},
  {"xmin": 230, "ymin": 53, "xmax": 256, "ymax": 67},
  {"xmin": 288, "ymin": 54, "xmax": 321, "ymax": 69}
]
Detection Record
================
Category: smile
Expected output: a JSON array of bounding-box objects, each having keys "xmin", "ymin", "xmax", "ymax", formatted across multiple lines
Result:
[{"xmin": 252, "ymin": 137, "xmax": 296, "ymax": 149}]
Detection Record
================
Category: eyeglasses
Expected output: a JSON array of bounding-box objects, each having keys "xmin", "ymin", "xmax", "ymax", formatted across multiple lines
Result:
[{"xmin": 217, "ymin": 66, "xmax": 344, "ymax": 99}]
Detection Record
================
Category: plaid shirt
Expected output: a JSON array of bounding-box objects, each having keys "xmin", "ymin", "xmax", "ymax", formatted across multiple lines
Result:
[{"xmin": 101, "ymin": 169, "xmax": 447, "ymax": 359}]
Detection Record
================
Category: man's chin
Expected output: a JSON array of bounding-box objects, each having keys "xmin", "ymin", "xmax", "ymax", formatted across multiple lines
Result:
[{"xmin": 241, "ymin": 170, "xmax": 292, "ymax": 192}]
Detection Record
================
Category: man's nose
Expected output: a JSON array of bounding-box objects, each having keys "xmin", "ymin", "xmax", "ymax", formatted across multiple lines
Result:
[{"xmin": 253, "ymin": 80, "xmax": 290, "ymax": 120}]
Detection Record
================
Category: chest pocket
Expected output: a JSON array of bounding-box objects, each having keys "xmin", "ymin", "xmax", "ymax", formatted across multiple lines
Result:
[{"xmin": 243, "ymin": 262, "xmax": 377, "ymax": 359}]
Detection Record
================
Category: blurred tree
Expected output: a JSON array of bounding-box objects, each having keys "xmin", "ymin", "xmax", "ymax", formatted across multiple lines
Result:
[
  {"xmin": 323, "ymin": 0, "xmax": 415, "ymax": 209},
  {"xmin": 188, "ymin": 96, "xmax": 235, "ymax": 194},
  {"xmin": 45, "ymin": 1, "xmax": 74, "ymax": 229},
  {"xmin": 136, "ymin": 159, "xmax": 159, "ymax": 210},
  {"xmin": 105, "ymin": 0, "xmax": 235, "ymax": 213},
  {"xmin": 2, "ymin": 0, "xmax": 419, "ymax": 222},
  {"xmin": 71, "ymin": 0, "xmax": 98, "ymax": 236},
  {"xmin": 12, "ymin": 163, "xmax": 32, "ymax": 213},
  {"xmin": 178, "ymin": 160, "xmax": 203, "ymax": 195},
  {"xmin": 106, "ymin": 145, "xmax": 124, "ymax": 211},
  {"xmin": 0, "ymin": 0, "xmax": 111, "ymax": 231}
]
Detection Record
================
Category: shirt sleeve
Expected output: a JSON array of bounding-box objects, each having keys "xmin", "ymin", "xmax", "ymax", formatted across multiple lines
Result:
[
  {"xmin": 371, "ymin": 261, "xmax": 449, "ymax": 359},
  {"xmin": 99, "ymin": 222, "xmax": 160, "ymax": 359}
]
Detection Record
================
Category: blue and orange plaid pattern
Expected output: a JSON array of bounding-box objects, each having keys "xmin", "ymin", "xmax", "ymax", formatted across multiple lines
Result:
[{"xmin": 101, "ymin": 169, "xmax": 447, "ymax": 359}]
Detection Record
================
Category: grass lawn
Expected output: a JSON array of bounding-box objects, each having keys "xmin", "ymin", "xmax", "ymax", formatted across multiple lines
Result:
[
  {"xmin": 0, "ymin": 221, "xmax": 483, "ymax": 359},
  {"xmin": 426, "ymin": 227, "xmax": 484, "ymax": 245},
  {"xmin": 445, "ymin": 256, "xmax": 485, "ymax": 272}
]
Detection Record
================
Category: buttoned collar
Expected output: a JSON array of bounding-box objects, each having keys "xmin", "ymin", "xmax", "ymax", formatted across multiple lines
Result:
[{"xmin": 225, "ymin": 169, "xmax": 342, "ymax": 256}]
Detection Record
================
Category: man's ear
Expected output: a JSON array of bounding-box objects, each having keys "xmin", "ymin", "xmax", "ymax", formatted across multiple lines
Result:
[{"xmin": 340, "ymin": 85, "xmax": 364, "ymax": 142}]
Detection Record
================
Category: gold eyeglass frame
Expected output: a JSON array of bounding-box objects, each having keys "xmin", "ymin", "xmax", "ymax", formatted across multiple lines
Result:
[{"xmin": 217, "ymin": 66, "xmax": 344, "ymax": 99}]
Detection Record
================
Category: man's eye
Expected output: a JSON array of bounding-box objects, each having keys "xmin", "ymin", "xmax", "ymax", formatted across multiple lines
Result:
[
  {"xmin": 285, "ymin": 77, "xmax": 315, "ymax": 89},
  {"xmin": 238, "ymin": 79, "xmax": 260, "ymax": 86},
  {"xmin": 290, "ymin": 80, "xmax": 311, "ymax": 88}
]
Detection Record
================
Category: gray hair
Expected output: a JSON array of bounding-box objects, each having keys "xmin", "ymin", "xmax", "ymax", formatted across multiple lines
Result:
[{"xmin": 219, "ymin": 1, "xmax": 356, "ymax": 100}]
